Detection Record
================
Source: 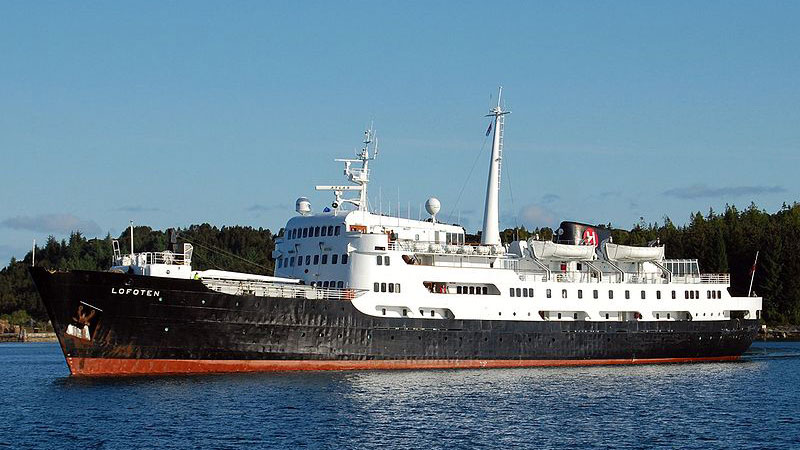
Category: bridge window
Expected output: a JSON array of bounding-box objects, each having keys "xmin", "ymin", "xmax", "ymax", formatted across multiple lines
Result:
[
  {"xmin": 313, "ymin": 255, "xmax": 319, "ymax": 265},
  {"xmin": 305, "ymin": 256, "xmax": 311, "ymax": 265},
  {"xmin": 374, "ymin": 283, "xmax": 379, "ymax": 292},
  {"xmin": 516, "ymin": 288, "xmax": 522, "ymax": 297},
  {"xmin": 302, "ymin": 228, "xmax": 308, "ymax": 238},
  {"xmin": 718, "ymin": 290, "xmax": 722, "ymax": 298},
  {"xmin": 707, "ymin": 290, "xmax": 711, "ymax": 299},
  {"xmin": 297, "ymin": 256, "xmax": 303, "ymax": 266},
  {"xmin": 314, "ymin": 226, "xmax": 320, "ymax": 237},
  {"xmin": 322, "ymin": 254, "xmax": 328, "ymax": 264},
  {"xmin": 608, "ymin": 290, "xmax": 614, "ymax": 299},
  {"xmin": 656, "ymin": 291, "xmax": 661, "ymax": 300},
  {"xmin": 577, "ymin": 290, "xmax": 583, "ymax": 299},
  {"xmin": 388, "ymin": 283, "xmax": 394, "ymax": 293},
  {"xmin": 342, "ymin": 254, "xmax": 349, "ymax": 264},
  {"xmin": 384, "ymin": 256, "xmax": 390, "ymax": 266},
  {"xmin": 470, "ymin": 286, "xmax": 475, "ymax": 294},
  {"xmin": 625, "ymin": 290, "xmax": 630, "ymax": 299},
  {"xmin": 381, "ymin": 283, "xmax": 386, "ymax": 292},
  {"xmin": 334, "ymin": 226, "xmax": 341, "ymax": 236},
  {"xmin": 527, "ymin": 288, "xmax": 533, "ymax": 297},
  {"xmin": 547, "ymin": 289, "xmax": 552, "ymax": 298},
  {"xmin": 337, "ymin": 281, "xmax": 343, "ymax": 288},
  {"xmin": 510, "ymin": 288, "xmax": 515, "ymax": 297},
  {"xmin": 332, "ymin": 254, "xmax": 338, "ymax": 264},
  {"xmin": 377, "ymin": 256, "xmax": 382, "ymax": 265},
  {"xmin": 321, "ymin": 226, "xmax": 327, "ymax": 237},
  {"xmin": 641, "ymin": 290, "xmax": 646, "ymax": 300},
  {"xmin": 562, "ymin": 289, "xmax": 567, "ymax": 299},
  {"xmin": 593, "ymin": 290, "xmax": 598, "ymax": 299},
  {"xmin": 396, "ymin": 284, "xmax": 401, "ymax": 293},
  {"xmin": 522, "ymin": 289, "xmax": 528, "ymax": 298}
]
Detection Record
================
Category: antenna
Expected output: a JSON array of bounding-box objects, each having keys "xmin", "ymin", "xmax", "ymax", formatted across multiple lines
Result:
[{"xmin": 316, "ymin": 125, "xmax": 379, "ymax": 212}]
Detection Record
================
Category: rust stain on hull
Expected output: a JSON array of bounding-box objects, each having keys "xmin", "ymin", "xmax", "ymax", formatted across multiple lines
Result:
[{"xmin": 67, "ymin": 356, "xmax": 741, "ymax": 377}]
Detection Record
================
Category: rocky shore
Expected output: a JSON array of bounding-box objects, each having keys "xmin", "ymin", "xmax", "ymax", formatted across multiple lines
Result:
[{"xmin": 759, "ymin": 325, "xmax": 800, "ymax": 341}]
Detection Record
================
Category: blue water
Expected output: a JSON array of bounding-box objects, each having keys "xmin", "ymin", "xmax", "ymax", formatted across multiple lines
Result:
[{"xmin": 1, "ymin": 342, "xmax": 798, "ymax": 449}]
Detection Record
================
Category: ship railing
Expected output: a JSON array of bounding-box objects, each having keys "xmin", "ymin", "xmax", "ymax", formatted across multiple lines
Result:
[
  {"xmin": 113, "ymin": 251, "xmax": 191, "ymax": 267},
  {"xmin": 201, "ymin": 278, "xmax": 366, "ymax": 301},
  {"xmin": 387, "ymin": 240, "xmax": 505, "ymax": 256},
  {"xmin": 672, "ymin": 273, "xmax": 731, "ymax": 284}
]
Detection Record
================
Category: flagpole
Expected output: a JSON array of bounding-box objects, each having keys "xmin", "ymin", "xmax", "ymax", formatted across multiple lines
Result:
[{"xmin": 747, "ymin": 251, "xmax": 759, "ymax": 297}]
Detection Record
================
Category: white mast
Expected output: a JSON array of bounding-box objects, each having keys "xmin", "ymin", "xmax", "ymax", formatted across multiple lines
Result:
[
  {"xmin": 316, "ymin": 128, "xmax": 378, "ymax": 212},
  {"xmin": 481, "ymin": 87, "xmax": 510, "ymax": 246},
  {"xmin": 130, "ymin": 220, "xmax": 134, "ymax": 255}
]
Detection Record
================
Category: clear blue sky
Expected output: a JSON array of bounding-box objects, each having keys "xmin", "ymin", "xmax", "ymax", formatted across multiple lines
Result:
[{"xmin": 1, "ymin": 1, "xmax": 798, "ymax": 263}]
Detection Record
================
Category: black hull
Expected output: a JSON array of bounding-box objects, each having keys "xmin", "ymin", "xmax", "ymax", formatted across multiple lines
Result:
[{"xmin": 29, "ymin": 267, "xmax": 758, "ymax": 375}]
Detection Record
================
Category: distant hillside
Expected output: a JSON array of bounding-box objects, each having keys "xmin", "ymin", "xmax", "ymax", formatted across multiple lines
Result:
[{"xmin": 1, "ymin": 202, "xmax": 799, "ymax": 325}]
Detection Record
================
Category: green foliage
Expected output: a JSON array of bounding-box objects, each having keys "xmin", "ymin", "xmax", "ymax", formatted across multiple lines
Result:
[
  {"xmin": 2, "ymin": 203, "xmax": 800, "ymax": 324},
  {"xmin": 0, "ymin": 226, "xmax": 277, "ymax": 321}
]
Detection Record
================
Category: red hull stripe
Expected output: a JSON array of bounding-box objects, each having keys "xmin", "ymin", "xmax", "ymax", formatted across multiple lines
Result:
[{"xmin": 66, "ymin": 356, "xmax": 741, "ymax": 376}]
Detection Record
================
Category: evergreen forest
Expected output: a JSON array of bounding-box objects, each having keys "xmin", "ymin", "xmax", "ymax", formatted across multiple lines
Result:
[{"xmin": 1, "ymin": 203, "xmax": 799, "ymax": 327}]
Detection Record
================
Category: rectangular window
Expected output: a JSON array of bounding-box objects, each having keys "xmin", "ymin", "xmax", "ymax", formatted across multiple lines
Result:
[
  {"xmin": 313, "ymin": 255, "xmax": 319, "ymax": 265},
  {"xmin": 484, "ymin": 287, "xmax": 489, "ymax": 295},
  {"xmin": 577, "ymin": 290, "xmax": 583, "ymax": 299},
  {"xmin": 322, "ymin": 254, "xmax": 328, "ymax": 264},
  {"xmin": 297, "ymin": 256, "xmax": 303, "ymax": 266},
  {"xmin": 469, "ymin": 286, "xmax": 475, "ymax": 294},
  {"xmin": 547, "ymin": 289, "xmax": 552, "ymax": 298},
  {"xmin": 332, "ymin": 254, "xmax": 338, "ymax": 264},
  {"xmin": 625, "ymin": 290, "xmax": 630, "ymax": 299},
  {"xmin": 337, "ymin": 281, "xmax": 343, "ymax": 288},
  {"xmin": 388, "ymin": 283, "xmax": 394, "ymax": 293},
  {"xmin": 342, "ymin": 254, "xmax": 348, "ymax": 264},
  {"xmin": 516, "ymin": 288, "xmax": 522, "ymax": 297},
  {"xmin": 656, "ymin": 291, "xmax": 661, "ymax": 300},
  {"xmin": 395, "ymin": 284, "xmax": 401, "ymax": 294},
  {"xmin": 321, "ymin": 226, "xmax": 327, "ymax": 237},
  {"xmin": 458, "ymin": 286, "xmax": 463, "ymax": 294},
  {"xmin": 374, "ymin": 282, "xmax": 379, "ymax": 292},
  {"xmin": 707, "ymin": 291, "xmax": 711, "ymax": 299},
  {"xmin": 302, "ymin": 228, "xmax": 308, "ymax": 238},
  {"xmin": 672, "ymin": 290, "xmax": 676, "ymax": 299},
  {"xmin": 685, "ymin": 291, "xmax": 689, "ymax": 299},
  {"xmin": 381, "ymin": 283, "xmax": 386, "ymax": 292},
  {"xmin": 641, "ymin": 290, "xmax": 646, "ymax": 300},
  {"xmin": 609, "ymin": 290, "xmax": 614, "ymax": 299},
  {"xmin": 384, "ymin": 256, "xmax": 390, "ymax": 266},
  {"xmin": 510, "ymin": 288, "xmax": 515, "ymax": 297},
  {"xmin": 305, "ymin": 255, "xmax": 311, "ymax": 265},
  {"xmin": 314, "ymin": 226, "xmax": 320, "ymax": 237},
  {"xmin": 377, "ymin": 256, "xmax": 382, "ymax": 265},
  {"xmin": 323, "ymin": 281, "xmax": 329, "ymax": 288},
  {"xmin": 522, "ymin": 288, "xmax": 528, "ymax": 298},
  {"xmin": 573, "ymin": 313, "xmax": 578, "ymax": 320},
  {"xmin": 334, "ymin": 226, "xmax": 341, "ymax": 236},
  {"xmin": 290, "ymin": 257, "xmax": 295, "ymax": 267},
  {"xmin": 593, "ymin": 290, "xmax": 598, "ymax": 299},
  {"xmin": 717, "ymin": 290, "xmax": 722, "ymax": 298},
  {"xmin": 562, "ymin": 289, "xmax": 567, "ymax": 299}
]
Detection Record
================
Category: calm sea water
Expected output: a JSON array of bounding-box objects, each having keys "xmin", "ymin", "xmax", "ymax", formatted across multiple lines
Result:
[{"xmin": 1, "ymin": 342, "xmax": 798, "ymax": 450}]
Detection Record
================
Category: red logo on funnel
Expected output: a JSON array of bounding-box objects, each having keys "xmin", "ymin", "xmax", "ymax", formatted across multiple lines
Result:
[{"xmin": 583, "ymin": 228, "xmax": 598, "ymax": 247}]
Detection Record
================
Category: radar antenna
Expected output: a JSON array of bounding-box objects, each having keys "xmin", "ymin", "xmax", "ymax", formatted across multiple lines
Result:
[{"xmin": 316, "ymin": 125, "xmax": 379, "ymax": 213}]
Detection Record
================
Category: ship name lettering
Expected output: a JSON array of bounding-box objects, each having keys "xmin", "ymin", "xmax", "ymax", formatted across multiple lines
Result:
[{"xmin": 111, "ymin": 287, "xmax": 160, "ymax": 297}]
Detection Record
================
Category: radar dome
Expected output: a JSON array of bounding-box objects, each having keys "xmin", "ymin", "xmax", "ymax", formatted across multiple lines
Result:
[
  {"xmin": 425, "ymin": 197, "xmax": 441, "ymax": 218},
  {"xmin": 295, "ymin": 197, "xmax": 311, "ymax": 216}
]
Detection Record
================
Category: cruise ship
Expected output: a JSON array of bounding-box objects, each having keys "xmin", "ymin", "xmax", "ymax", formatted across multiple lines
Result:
[{"xmin": 30, "ymin": 92, "xmax": 762, "ymax": 376}]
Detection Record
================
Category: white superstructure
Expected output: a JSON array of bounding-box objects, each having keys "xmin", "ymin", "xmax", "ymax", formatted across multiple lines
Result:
[{"xmin": 271, "ymin": 101, "xmax": 762, "ymax": 326}]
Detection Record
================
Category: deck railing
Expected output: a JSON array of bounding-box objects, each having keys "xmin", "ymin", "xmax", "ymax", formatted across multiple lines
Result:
[{"xmin": 201, "ymin": 278, "xmax": 366, "ymax": 301}]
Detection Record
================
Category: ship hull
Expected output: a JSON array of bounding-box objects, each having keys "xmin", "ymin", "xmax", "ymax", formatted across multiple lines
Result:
[{"xmin": 30, "ymin": 267, "xmax": 758, "ymax": 376}]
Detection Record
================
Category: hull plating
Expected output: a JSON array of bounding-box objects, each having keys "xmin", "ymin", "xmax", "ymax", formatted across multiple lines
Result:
[{"xmin": 30, "ymin": 268, "xmax": 758, "ymax": 376}]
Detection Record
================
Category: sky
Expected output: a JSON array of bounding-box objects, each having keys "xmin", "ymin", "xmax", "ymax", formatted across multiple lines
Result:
[{"xmin": 1, "ymin": 1, "xmax": 798, "ymax": 263}]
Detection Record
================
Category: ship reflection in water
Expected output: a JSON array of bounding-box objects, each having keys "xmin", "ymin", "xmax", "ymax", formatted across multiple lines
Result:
[{"xmin": 2, "ymin": 342, "xmax": 797, "ymax": 449}]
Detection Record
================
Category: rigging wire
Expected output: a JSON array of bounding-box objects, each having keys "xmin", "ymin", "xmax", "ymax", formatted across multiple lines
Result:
[
  {"xmin": 446, "ymin": 130, "xmax": 491, "ymax": 224},
  {"xmin": 179, "ymin": 234, "xmax": 274, "ymax": 274}
]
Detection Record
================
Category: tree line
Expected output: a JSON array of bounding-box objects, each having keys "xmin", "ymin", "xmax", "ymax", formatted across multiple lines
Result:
[{"xmin": 1, "ymin": 202, "xmax": 798, "ymax": 326}]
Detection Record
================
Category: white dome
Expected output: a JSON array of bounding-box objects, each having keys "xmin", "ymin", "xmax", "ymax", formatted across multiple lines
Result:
[
  {"xmin": 295, "ymin": 197, "xmax": 311, "ymax": 216},
  {"xmin": 425, "ymin": 197, "xmax": 441, "ymax": 217}
]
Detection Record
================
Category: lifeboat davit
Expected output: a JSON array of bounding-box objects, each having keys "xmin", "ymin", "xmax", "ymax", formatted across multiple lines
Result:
[
  {"xmin": 603, "ymin": 243, "xmax": 664, "ymax": 262},
  {"xmin": 528, "ymin": 239, "xmax": 597, "ymax": 261}
]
